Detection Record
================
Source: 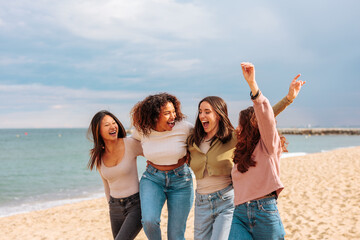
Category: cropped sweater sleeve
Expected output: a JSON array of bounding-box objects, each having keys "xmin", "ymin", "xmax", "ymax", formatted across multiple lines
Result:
[{"xmin": 272, "ymin": 96, "xmax": 293, "ymax": 117}]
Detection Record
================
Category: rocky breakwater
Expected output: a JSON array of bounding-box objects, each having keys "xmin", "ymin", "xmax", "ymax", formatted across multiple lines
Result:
[{"xmin": 278, "ymin": 128, "xmax": 360, "ymax": 135}]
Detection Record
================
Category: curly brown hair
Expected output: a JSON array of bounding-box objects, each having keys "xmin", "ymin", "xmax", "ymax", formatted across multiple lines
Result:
[
  {"xmin": 131, "ymin": 93, "xmax": 185, "ymax": 136},
  {"xmin": 233, "ymin": 107, "xmax": 287, "ymax": 173}
]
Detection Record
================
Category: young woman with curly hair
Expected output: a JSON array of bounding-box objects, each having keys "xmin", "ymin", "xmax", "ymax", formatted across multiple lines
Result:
[
  {"xmin": 130, "ymin": 93, "xmax": 194, "ymax": 240},
  {"xmin": 229, "ymin": 62, "xmax": 305, "ymax": 239},
  {"xmin": 187, "ymin": 72, "xmax": 304, "ymax": 239},
  {"xmin": 88, "ymin": 110, "xmax": 143, "ymax": 240}
]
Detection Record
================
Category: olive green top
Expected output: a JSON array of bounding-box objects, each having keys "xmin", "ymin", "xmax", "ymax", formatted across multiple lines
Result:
[{"xmin": 188, "ymin": 96, "xmax": 292, "ymax": 180}]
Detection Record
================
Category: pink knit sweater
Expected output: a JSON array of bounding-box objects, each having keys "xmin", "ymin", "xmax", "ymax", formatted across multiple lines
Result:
[{"xmin": 231, "ymin": 93, "xmax": 284, "ymax": 206}]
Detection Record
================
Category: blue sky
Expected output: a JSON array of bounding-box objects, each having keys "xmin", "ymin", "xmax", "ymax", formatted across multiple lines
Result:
[{"xmin": 1, "ymin": 0, "xmax": 359, "ymax": 128}]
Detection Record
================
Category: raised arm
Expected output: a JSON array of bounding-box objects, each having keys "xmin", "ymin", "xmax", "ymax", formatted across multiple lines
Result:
[
  {"xmin": 272, "ymin": 74, "xmax": 306, "ymax": 117},
  {"xmin": 241, "ymin": 62, "xmax": 259, "ymax": 96},
  {"xmin": 241, "ymin": 62, "xmax": 279, "ymax": 154}
]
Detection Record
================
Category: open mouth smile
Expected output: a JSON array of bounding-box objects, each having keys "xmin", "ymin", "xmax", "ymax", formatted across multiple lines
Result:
[
  {"xmin": 201, "ymin": 121, "xmax": 209, "ymax": 128},
  {"xmin": 109, "ymin": 130, "xmax": 117, "ymax": 136},
  {"xmin": 167, "ymin": 121, "xmax": 175, "ymax": 128}
]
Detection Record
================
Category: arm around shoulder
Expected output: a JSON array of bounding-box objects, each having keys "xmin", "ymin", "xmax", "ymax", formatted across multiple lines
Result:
[{"xmin": 130, "ymin": 128, "xmax": 141, "ymax": 141}]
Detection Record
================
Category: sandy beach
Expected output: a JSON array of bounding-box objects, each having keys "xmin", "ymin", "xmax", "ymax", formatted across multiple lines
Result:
[{"xmin": 1, "ymin": 146, "xmax": 359, "ymax": 239}]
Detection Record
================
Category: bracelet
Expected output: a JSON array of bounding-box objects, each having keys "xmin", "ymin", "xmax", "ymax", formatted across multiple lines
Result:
[
  {"xmin": 285, "ymin": 96, "xmax": 293, "ymax": 104},
  {"xmin": 250, "ymin": 89, "xmax": 260, "ymax": 100}
]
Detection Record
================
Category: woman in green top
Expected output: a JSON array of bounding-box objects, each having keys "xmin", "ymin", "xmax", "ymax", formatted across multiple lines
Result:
[{"xmin": 187, "ymin": 73, "xmax": 305, "ymax": 240}]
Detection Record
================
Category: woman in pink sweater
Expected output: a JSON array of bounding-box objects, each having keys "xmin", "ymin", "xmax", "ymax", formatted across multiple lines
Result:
[{"xmin": 229, "ymin": 62, "xmax": 305, "ymax": 239}]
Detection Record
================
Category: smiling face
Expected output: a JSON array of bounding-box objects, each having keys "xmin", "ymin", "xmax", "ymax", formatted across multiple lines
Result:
[
  {"xmin": 100, "ymin": 115, "xmax": 118, "ymax": 141},
  {"xmin": 155, "ymin": 101, "xmax": 176, "ymax": 132},
  {"xmin": 199, "ymin": 101, "xmax": 220, "ymax": 139}
]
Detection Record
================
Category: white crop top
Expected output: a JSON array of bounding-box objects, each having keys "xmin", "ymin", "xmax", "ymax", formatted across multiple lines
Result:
[{"xmin": 132, "ymin": 120, "xmax": 193, "ymax": 165}]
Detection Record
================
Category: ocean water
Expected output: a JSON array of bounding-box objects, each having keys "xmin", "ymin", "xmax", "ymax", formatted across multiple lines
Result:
[{"xmin": 1, "ymin": 128, "xmax": 360, "ymax": 217}]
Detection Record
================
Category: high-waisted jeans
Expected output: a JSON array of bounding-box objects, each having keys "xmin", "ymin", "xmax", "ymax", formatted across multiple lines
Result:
[
  {"xmin": 228, "ymin": 196, "xmax": 285, "ymax": 240},
  {"xmin": 139, "ymin": 163, "xmax": 194, "ymax": 240},
  {"xmin": 194, "ymin": 184, "xmax": 234, "ymax": 240},
  {"xmin": 108, "ymin": 192, "xmax": 142, "ymax": 240}
]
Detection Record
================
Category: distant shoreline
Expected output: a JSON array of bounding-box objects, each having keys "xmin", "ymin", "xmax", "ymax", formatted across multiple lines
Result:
[
  {"xmin": 1, "ymin": 127, "xmax": 360, "ymax": 135},
  {"xmin": 127, "ymin": 128, "xmax": 360, "ymax": 135},
  {"xmin": 278, "ymin": 128, "xmax": 360, "ymax": 135}
]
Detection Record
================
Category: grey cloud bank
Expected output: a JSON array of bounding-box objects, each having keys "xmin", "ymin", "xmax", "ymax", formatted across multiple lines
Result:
[{"xmin": 1, "ymin": 0, "xmax": 359, "ymax": 128}]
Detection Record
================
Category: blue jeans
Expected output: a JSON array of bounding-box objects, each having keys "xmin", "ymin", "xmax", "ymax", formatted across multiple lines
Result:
[
  {"xmin": 139, "ymin": 163, "xmax": 194, "ymax": 240},
  {"xmin": 108, "ymin": 193, "xmax": 142, "ymax": 240},
  {"xmin": 228, "ymin": 197, "xmax": 285, "ymax": 240},
  {"xmin": 194, "ymin": 184, "xmax": 234, "ymax": 240}
]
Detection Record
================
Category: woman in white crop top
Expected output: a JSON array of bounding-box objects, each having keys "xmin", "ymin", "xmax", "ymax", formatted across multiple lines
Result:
[
  {"xmin": 88, "ymin": 110, "xmax": 143, "ymax": 240},
  {"xmin": 131, "ymin": 93, "xmax": 194, "ymax": 240}
]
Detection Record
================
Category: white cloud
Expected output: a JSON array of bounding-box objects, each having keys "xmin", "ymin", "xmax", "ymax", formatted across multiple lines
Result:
[
  {"xmin": 164, "ymin": 59, "xmax": 201, "ymax": 71},
  {"xmin": 51, "ymin": 105, "xmax": 65, "ymax": 109},
  {"xmin": 0, "ymin": 56, "xmax": 35, "ymax": 65},
  {"xmin": 0, "ymin": 84, "xmax": 149, "ymax": 128},
  {"xmin": 155, "ymin": 55, "xmax": 201, "ymax": 72},
  {"xmin": 1, "ymin": 0, "xmax": 359, "ymax": 128},
  {"xmin": 0, "ymin": 83, "xmax": 202, "ymax": 128},
  {"xmin": 0, "ymin": 84, "xmax": 144, "ymax": 101},
  {"xmin": 53, "ymin": 0, "xmax": 218, "ymax": 43},
  {"xmin": 0, "ymin": 83, "xmax": 357, "ymax": 128},
  {"xmin": 245, "ymin": 7, "xmax": 283, "ymax": 36}
]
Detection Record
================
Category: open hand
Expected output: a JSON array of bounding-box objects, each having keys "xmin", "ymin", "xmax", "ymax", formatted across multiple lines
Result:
[{"xmin": 287, "ymin": 74, "xmax": 306, "ymax": 101}]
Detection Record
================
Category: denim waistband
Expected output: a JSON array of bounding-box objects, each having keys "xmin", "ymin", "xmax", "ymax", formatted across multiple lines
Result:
[
  {"xmin": 244, "ymin": 196, "xmax": 277, "ymax": 206},
  {"xmin": 109, "ymin": 192, "xmax": 139, "ymax": 204},
  {"xmin": 195, "ymin": 184, "xmax": 233, "ymax": 201},
  {"xmin": 146, "ymin": 161, "xmax": 189, "ymax": 174}
]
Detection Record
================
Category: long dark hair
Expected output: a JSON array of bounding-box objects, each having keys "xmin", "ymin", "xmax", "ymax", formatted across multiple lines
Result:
[
  {"xmin": 87, "ymin": 110, "xmax": 127, "ymax": 170},
  {"xmin": 233, "ymin": 107, "xmax": 287, "ymax": 173},
  {"xmin": 131, "ymin": 92, "xmax": 184, "ymax": 136},
  {"xmin": 188, "ymin": 96, "xmax": 234, "ymax": 147}
]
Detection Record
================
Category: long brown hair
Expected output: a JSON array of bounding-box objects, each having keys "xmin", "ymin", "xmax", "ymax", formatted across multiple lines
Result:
[
  {"xmin": 87, "ymin": 110, "xmax": 127, "ymax": 171},
  {"xmin": 233, "ymin": 107, "xmax": 288, "ymax": 173},
  {"xmin": 188, "ymin": 96, "xmax": 234, "ymax": 146},
  {"xmin": 131, "ymin": 93, "xmax": 184, "ymax": 136}
]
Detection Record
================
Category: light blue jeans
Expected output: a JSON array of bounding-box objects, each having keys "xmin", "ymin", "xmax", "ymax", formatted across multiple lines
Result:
[
  {"xmin": 194, "ymin": 184, "xmax": 234, "ymax": 240},
  {"xmin": 139, "ymin": 163, "xmax": 194, "ymax": 240},
  {"xmin": 228, "ymin": 196, "xmax": 285, "ymax": 240}
]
